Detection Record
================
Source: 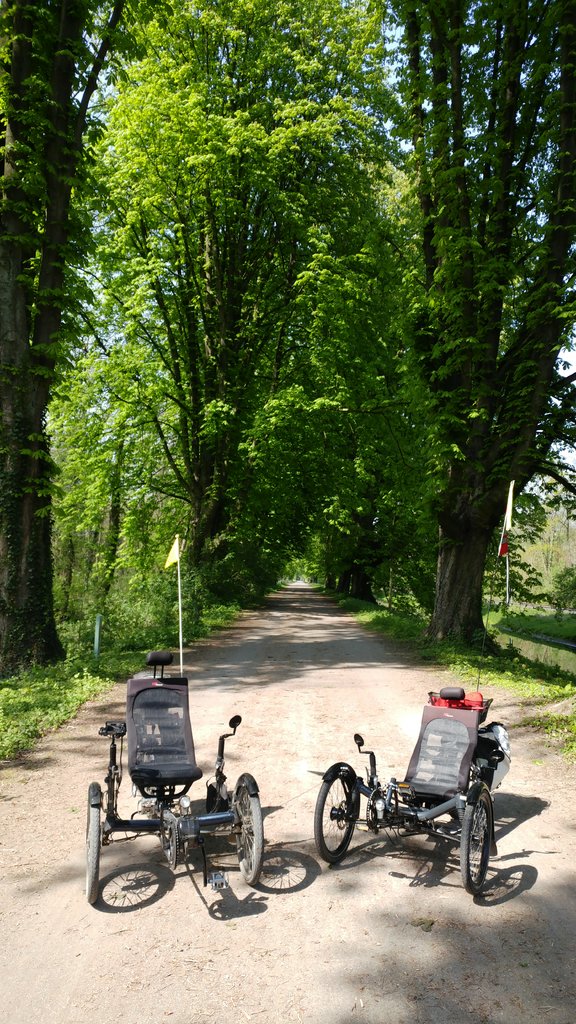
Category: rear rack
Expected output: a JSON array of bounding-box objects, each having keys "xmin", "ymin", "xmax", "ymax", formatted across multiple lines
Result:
[{"xmin": 428, "ymin": 691, "xmax": 493, "ymax": 724}]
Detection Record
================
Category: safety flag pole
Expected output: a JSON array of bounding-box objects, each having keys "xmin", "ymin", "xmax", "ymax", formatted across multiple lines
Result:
[
  {"xmin": 165, "ymin": 535, "xmax": 184, "ymax": 674},
  {"xmin": 497, "ymin": 481, "xmax": 514, "ymax": 606},
  {"xmin": 478, "ymin": 479, "xmax": 515, "ymax": 689}
]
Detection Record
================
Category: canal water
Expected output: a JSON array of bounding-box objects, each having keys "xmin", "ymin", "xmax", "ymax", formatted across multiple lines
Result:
[{"xmin": 498, "ymin": 631, "xmax": 576, "ymax": 676}]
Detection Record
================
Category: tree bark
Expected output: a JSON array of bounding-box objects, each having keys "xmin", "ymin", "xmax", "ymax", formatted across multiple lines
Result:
[
  {"xmin": 428, "ymin": 523, "xmax": 492, "ymax": 642},
  {"xmin": 349, "ymin": 565, "xmax": 376, "ymax": 603},
  {"xmin": 99, "ymin": 440, "xmax": 125, "ymax": 599},
  {"xmin": 0, "ymin": 1, "xmax": 125, "ymax": 672},
  {"xmin": 402, "ymin": 0, "xmax": 576, "ymax": 643}
]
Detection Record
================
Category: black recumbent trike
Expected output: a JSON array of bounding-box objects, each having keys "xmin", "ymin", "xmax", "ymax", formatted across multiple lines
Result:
[
  {"xmin": 314, "ymin": 686, "xmax": 511, "ymax": 895},
  {"xmin": 85, "ymin": 651, "xmax": 264, "ymax": 904}
]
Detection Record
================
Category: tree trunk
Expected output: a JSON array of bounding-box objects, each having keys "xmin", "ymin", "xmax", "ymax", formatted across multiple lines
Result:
[
  {"xmin": 337, "ymin": 570, "xmax": 351, "ymax": 594},
  {"xmin": 349, "ymin": 565, "xmax": 376, "ymax": 603},
  {"xmin": 0, "ymin": 177, "xmax": 65, "ymax": 668},
  {"xmin": 0, "ymin": 303, "xmax": 63, "ymax": 670},
  {"xmin": 100, "ymin": 441, "xmax": 125, "ymax": 599},
  {"xmin": 0, "ymin": 1, "xmax": 125, "ymax": 672},
  {"xmin": 58, "ymin": 535, "xmax": 76, "ymax": 620},
  {"xmin": 428, "ymin": 523, "xmax": 492, "ymax": 642}
]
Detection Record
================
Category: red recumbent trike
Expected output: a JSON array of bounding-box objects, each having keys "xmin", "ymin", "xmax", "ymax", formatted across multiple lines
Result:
[{"xmin": 314, "ymin": 686, "xmax": 510, "ymax": 894}]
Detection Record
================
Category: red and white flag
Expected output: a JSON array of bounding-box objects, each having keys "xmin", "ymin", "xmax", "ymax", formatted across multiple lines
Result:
[
  {"xmin": 498, "ymin": 481, "xmax": 514, "ymax": 605},
  {"xmin": 498, "ymin": 481, "xmax": 514, "ymax": 557}
]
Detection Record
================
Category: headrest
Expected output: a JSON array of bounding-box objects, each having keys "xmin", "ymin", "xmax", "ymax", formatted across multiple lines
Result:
[
  {"xmin": 439, "ymin": 686, "xmax": 465, "ymax": 701},
  {"xmin": 146, "ymin": 650, "xmax": 174, "ymax": 667}
]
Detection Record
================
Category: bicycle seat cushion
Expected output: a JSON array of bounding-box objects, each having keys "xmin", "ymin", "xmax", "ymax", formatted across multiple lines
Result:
[
  {"xmin": 130, "ymin": 761, "xmax": 203, "ymax": 788},
  {"xmin": 126, "ymin": 676, "xmax": 203, "ymax": 789}
]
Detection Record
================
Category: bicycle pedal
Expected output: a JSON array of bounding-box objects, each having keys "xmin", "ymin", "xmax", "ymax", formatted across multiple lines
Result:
[
  {"xmin": 436, "ymin": 822, "xmax": 460, "ymax": 837},
  {"xmin": 208, "ymin": 871, "xmax": 229, "ymax": 891}
]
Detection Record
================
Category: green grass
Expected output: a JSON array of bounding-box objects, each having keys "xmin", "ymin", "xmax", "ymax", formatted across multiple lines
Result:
[
  {"xmin": 0, "ymin": 602, "xmax": 244, "ymax": 762},
  {"xmin": 0, "ymin": 650, "xmax": 142, "ymax": 761},
  {"xmin": 332, "ymin": 596, "xmax": 576, "ymax": 759},
  {"xmin": 491, "ymin": 608, "xmax": 576, "ymax": 644},
  {"xmin": 199, "ymin": 602, "xmax": 242, "ymax": 633}
]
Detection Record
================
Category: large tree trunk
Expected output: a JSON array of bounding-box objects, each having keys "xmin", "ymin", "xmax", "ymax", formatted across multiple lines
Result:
[
  {"xmin": 402, "ymin": 0, "xmax": 576, "ymax": 644},
  {"xmin": 0, "ymin": 423, "xmax": 63, "ymax": 671},
  {"xmin": 349, "ymin": 565, "xmax": 376, "ymax": 603},
  {"xmin": 0, "ymin": 374, "xmax": 63, "ymax": 670},
  {"xmin": 0, "ymin": 234, "xmax": 63, "ymax": 667},
  {"xmin": 0, "ymin": 1, "xmax": 126, "ymax": 673},
  {"xmin": 428, "ymin": 523, "xmax": 492, "ymax": 642}
]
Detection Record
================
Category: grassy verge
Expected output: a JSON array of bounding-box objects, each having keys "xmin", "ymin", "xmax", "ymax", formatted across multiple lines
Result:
[
  {"xmin": 0, "ymin": 602, "xmax": 245, "ymax": 762},
  {"xmin": 0, "ymin": 650, "xmax": 144, "ymax": 761},
  {"xmin": 0, "ymin": 598, "xmax": 249, "ymax": 761},
  {"xmin": 491, "ymin": 608, "xmax": 576, "ymax": 644},
  {"xmin": 331, "ymin": 596, "xmax": 576, "ymax": 760}
]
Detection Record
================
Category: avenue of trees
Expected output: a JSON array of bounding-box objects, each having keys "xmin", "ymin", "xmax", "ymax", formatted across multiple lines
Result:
[{"xmin": 1, "ymin": 0, "xmax": 576, "ymax": 672}]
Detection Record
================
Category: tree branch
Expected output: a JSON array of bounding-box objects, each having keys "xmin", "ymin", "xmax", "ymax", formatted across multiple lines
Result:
[{"xmin": 74, "ymin": 1, "xmax": 126, "ymax": 149}]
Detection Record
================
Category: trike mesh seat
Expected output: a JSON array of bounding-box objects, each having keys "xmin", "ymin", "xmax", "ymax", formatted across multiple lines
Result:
[
  {"xmin": 126, "ymin": 676, "xmax": 203, "ymax": 791},
  {"xmin": 404, "ymin": 704, "xmax": 481, "ymax": 801}
]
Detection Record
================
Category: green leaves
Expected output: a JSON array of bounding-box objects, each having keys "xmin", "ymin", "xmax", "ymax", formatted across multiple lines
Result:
[{"xmin": 45, "ymin": 0, "xmax": 399, "ymax": 623}]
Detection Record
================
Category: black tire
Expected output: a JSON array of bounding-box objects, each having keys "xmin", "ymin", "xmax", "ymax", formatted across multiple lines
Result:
[
  {"xmin": 460, "ymin": 788, "xmax": 493, "ymax": 895},
  {"xmin": 234, "ymin": 775, "xmax": 264, "ymax": 885},
  {"xmin": 86, "ymin": 782, "xmax": 102, "ymax": 905},
  {"xmin": 314, "ymin": 774, "xmax": 356, "ymax": 864}
]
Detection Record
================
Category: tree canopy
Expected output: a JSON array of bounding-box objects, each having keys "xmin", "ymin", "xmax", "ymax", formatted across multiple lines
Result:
[
  {"xmin": 391, "ymin": 0, "xmax": 576, "ymax": 638},
  {"xmin": 2, "ymin": 0, "xmax": 576, "ymax": 669}
]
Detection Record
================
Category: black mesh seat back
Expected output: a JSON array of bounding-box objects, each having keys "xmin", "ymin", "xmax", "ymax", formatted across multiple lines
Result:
[
  {"xmin": 404, "ymin": 706, "xmax": 480, "ymax": 799},
  {"xmin": 126, "ymin": 677, "xmax": 201, "ymax": 786}
]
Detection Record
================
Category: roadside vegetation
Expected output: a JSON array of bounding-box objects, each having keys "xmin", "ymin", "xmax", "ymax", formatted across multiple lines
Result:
[
  {"xmin": 0, "ymin": 652, "xmax": 139, "ymax": 762},
  {"xmin": 3, "ymin": 591, "xmax": 576, "ymax": 763},
  {"xmin": 494, "ymin": 610, "xmax": 576, "ymax": 645},
  {"xmin": 332, "ymin": 596, "xmax": 576, "ymax": 761},
  {"xmin": 0, "ymin": 602, "xmax": 240, "ymax": 762}
]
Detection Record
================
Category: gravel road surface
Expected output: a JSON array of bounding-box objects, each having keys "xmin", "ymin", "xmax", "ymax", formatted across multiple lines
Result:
[{"xmin": 1, "ymin": 584, "xmax": 575, "ymax": 1024}]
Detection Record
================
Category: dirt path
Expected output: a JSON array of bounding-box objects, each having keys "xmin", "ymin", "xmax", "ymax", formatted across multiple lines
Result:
[{"xmin": 1, "ymin": 584, "xmax": 575, "ymax": 1024}]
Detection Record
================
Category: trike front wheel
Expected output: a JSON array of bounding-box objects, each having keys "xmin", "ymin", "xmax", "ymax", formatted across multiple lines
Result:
[
  {"xmin": 314, "ymin": 773, "xmax": 356, "ymax": 864},
  {"xmin": 86, "ymin": 782, "xmax": 102, "ymax": 904},
  {"xmin": 234, "ymin": 774, "xmax": 264, "ymax": 885},
  {"xmin": 460, "ymin": 787, "xmax": 492, "ymax": 895}
]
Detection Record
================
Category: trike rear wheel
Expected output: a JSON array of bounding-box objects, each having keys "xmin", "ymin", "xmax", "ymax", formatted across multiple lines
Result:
[
  {"xmin": 460, "ymin": 788, "xmax": 492, "ymax": 895},
  {"xmin": 314, "ymin": 774, "xmax": 356, "ymax": 864},
  {"xmin": 86, "ymin": 782, "xmax": 102, "ymax": 905},
  {"xmin": 234, "ymin": 775, "xmax": 264, "ymax": 885}
]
